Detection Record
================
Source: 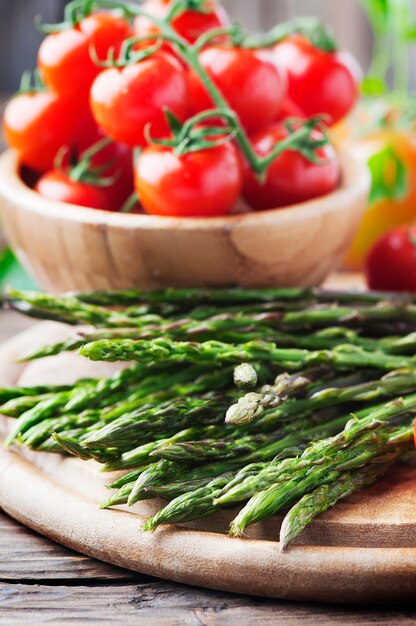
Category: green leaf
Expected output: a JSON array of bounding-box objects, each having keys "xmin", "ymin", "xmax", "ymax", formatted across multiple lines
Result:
[
  {"xmin": 368, "ymin": 145, "xmax": 408, "ymax": 205},
  {"xmin": 361, "ymin": 76, "xmax": 388, "ymax": 97},
  {"xmin": 163, "ymin": 109, "xmax": 184, "ymax": 138},
  {"xmin": 0, "ymin": 248, "xmax": 38, "ymax": 291}
]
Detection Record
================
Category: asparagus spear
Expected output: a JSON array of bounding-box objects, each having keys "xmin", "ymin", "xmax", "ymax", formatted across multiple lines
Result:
[
  {"xmin": 74, "ymin": 286, "xmax": 413, "ymax": 307},
  {"xmin": 0, "ymin": 393, "xmax": 56, "ymax": 418},
  {"xmin": 142, "ymin": 475, "xmax": 233, "ymax": 531},
  {"xmin": 19, "ymin": 313, "xmax": 416, "ymax": 362},
  {"xmin": 0, "ymin": 384, "xmax": 71, "ymax": 405},
  {"xmin": 80, "ymin": 337, "xmax": 415, "ymax": 372},
  {"xmin": 100, "ymin": 474, "xmax": 215, "ymax": 509},
  {"xmin": 10, "ymin": 287, "xmax": 416, "ymax": 327},
  {"xmin": 127, "ymin": 460, "xmax": 182, "ymax": 505},
  {"xmin": 102, "ymin": 425, "xmax": 234, "ymax": 471},
  {"xmin": 5, "ymin": 289, "xmax": 146, "ymax": 327},
  {"xmin": 151, "ymin": 410, "xmax": 336, "ymax": 463},
  {"xmin": 279, "ymin": 463, "xmax": 392, "ymax": 551},
  {"xmin": 52, "ymin": 433, "xmax": 112, "ymax": 463},
  {"xmin": 83, "ymin": 393, "xmax": 237, "ymax": 449}
]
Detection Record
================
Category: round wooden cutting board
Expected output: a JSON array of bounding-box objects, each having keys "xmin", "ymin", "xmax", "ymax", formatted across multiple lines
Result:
[{"xmin": 1, "ymin": 322, "xmax": 416, "ymax": 604}]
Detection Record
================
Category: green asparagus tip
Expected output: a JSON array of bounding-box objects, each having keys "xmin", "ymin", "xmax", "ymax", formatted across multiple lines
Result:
[
  {"xmin": 233, "ymin": 363, "xmax": 258, "ymax": 390},
  {"xmin": 225, "ymin": 392, "xmax": 264, "ymax": 424},
  {"xmin": 141, "ymin": 520, "xmax": 157, "ymax": 533},
  {"xmin": 229, "ymin": 521, "xmax": 245, "ymax": 538}
]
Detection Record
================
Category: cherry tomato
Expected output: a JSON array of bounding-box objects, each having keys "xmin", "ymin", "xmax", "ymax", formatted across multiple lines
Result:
[
  {"xmin": 2, "ymin": 91, "xmax": 83, "ymax": 172},
  {"xmin": 134, "ymin": 0, "xmax": 230, "ymax": 45},
  {"xmin": 90, "ymin": 51, "xmax": 189, "ymax": 147},
  {"xmin": 38, "ymin": 13, "xmax": 133, "ymax": 104},
  {"xmin": 35, "ymin": 169, "xmax": 126, "ymax": 212},
  {"xmin": 345, "ymin": 128, "xmax": 416, "ymax": 270},
  {"xmin": 188, "ymin": 46, "xmax": 287, "ymax": 134},
  {"xmin": 135, "ymin": 141, "xmax": 242, "ymax": 217},
  {"xmin": 243, "ymin": 123, "xmax": 340, "ymax": 211},
  {"xmin": 365, "ymin": 226, "xmax": 416, "ymax": 292},
  {"xmin": 273, "ymin": 35, "xmax": 361, "ymax": 125}
]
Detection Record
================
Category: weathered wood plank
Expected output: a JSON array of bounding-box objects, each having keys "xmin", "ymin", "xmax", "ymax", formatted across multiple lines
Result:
[
  {"xmin": 0, "ymin": 582, "xmax": 415, "ymax": 626},
  {"xmin": 0, "ymin": 513, "xmax": 142, "ymax": 582}
]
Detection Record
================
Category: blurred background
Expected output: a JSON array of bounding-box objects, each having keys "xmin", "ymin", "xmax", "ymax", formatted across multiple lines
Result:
[{"xmin": 0, "ymin": 0, "xmax": 371, "ymax": 93}]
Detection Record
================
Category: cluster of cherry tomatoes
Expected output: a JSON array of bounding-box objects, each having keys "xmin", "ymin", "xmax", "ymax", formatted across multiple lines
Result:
[{"xmin": 3, "ymin": 0, "xmax": 361, "ymax": 217}]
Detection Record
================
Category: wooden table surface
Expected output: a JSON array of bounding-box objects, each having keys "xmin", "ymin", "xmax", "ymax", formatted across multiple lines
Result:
[{"xmin": 2, "ymin": 312, "xmax": 416, "ymax": 624}]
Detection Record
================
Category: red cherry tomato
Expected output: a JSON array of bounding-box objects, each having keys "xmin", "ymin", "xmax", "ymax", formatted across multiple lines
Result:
[
  {"xmin": 38, "ymin": 13, "xmax": 133, "ymax": 103},
  {"xmin": 90, "ymin": 52, "xmax": 189, "ymax": 147},
  {"xmin": 188, "ymin": 46, "xmax": 287, "ymax": 134},
  {"xmin": 273, "ymin": 35, "xmax": 361, "ymax": 125},
  {"xmin": 2, "ymin": 91, "xmax": 83, "ymax": 172},
  {"xmin": 243, "ymin": 123, "xmax": 340, "ymax": 211},
  {"xmin": 135, "ymin": 141, "xmax": 242, "ymax": 217},
  {"xmin": 35, "ymin": 169, "xmax": 126, "ymax": 212},
  {"xmin": 134, "ymin": 0, "xmax": 229, "ymax": 45},
  {"xmin": 365, "ymin": 226, "xmax": 416, "ymax": 292}
]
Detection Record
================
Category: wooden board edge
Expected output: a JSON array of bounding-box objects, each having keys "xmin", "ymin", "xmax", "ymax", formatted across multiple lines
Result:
[{"xmin": 1, "ymin": 445, "xmax": 416, "ymax": 604}]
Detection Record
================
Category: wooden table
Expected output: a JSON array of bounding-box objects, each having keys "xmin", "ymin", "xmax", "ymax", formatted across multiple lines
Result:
[{"xmin": 2, "ymin": 312, "xmax": 416, "ymax": 624}]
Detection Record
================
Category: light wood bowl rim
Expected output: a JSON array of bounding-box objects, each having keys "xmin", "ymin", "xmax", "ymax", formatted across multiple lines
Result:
[{"xmin": 0, "ymin": 149, "xmax": 369, "ymax": 230}]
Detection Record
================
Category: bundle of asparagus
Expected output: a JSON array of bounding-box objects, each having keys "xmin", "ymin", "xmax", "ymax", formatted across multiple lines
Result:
[{"xmin": 1, "ymin": 286, "xmax": 416, "ymax": 550}]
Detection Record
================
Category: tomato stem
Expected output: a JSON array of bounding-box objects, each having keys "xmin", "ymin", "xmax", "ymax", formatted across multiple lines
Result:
[
  {"xmin": 16, "ymin": 70, "xmax": 47, "ymax": 95},
  {"xmin": 166, "ymin": 0, "xmax": 214, "ymax": 22},
  {"xmin": 242, "ymin": 17, "xmax": 337, "ymax": 52}
]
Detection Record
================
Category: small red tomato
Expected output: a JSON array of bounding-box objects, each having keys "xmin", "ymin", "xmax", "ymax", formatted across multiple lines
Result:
[
  {"xmin": 35, "ymin": 169, "xmax": 124, "ymax": 212},
  {"xmin": 38, "ymin": 13, "xmax": 133, "ymax": 103},
  {"xmin": 2, "ymin": 91, "xmax": 83, "ymax": 171},
  {"xmin": 188, "ymin": 46, "xmax": 287, "ymax": 134},
  {"xmin": 135, "ymin": 0, "xmax": 230, "ymax": 45},
  {"xmin": 365, "ymin": 226, "xmax": 416, "ymax": 292},
  {"xmin": 135, "ymin": 141, "xmax": 242, "ymax": 217},
  {"xmin": 90, "ymin": 52, "xmax": 189, "ymax": 147},
  {"xmin": 243, "ymin": 123, "xmax": 340, "ymax": 211},
  {"xmin": 273, "ymin": 35, "xmax": 361, "ymax": 125}
]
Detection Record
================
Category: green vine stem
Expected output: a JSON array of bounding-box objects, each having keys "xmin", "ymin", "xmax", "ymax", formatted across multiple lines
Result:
[
  {"xmin": 242, "ymin": 17, "xmax": 337, "ymax": 52},
  {"xmin": 54, "ymin": 138, "xmax": 120, "ymax": 188}
]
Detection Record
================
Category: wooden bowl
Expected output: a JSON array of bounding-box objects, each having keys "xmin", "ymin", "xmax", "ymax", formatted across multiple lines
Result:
[{"xmin": 0, "ymin": 149, "xmax": 369, "ymax": 292}]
